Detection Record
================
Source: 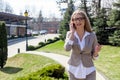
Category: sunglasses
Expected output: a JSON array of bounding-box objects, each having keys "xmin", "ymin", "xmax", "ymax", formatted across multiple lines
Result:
[{"xmin": 72, "ymin": 17, "xmax": 85, "ymax": 21}]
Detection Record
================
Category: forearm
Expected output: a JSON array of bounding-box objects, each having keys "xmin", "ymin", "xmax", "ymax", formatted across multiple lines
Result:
[
  {"xmin": 64, "ymin": 31, "xmax": 74, "ymax": 51},
  {"xmin": 69, "ymin": 31, "xmax": 74, "ymax": 41}
]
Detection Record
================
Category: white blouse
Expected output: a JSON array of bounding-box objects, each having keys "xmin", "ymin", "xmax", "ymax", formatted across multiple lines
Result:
[{"xmin": 65, "ymin": 31, "xmax": 98, "ymax": 79}]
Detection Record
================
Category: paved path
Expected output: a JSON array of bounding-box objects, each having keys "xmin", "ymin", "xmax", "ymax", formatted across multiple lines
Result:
[
  {"xmin": 8, "ymin": 34, "xmax": 59, "ymax": 57},
  {"xmin": 25, "ymin": 51, "xmax": 106, "ymax": 80}
]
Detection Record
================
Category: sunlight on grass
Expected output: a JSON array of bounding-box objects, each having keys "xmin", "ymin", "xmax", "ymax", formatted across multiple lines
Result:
[
  {"xmin": 0, "ymin": 53, "xmax": 58, "ymax": 80},
  {"xmin": 37, "ymin": 40, "xmax": 120, "ymax": 80},
  {"xmin": 37, "ymin": 40, "xmax": 70, "ymax": 56},
  {"xmin": 94, "ymin": 45, "xmax": 120, "ymax": 80}
]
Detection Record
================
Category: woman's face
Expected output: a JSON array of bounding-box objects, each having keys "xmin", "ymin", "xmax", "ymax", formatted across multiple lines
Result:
[{"xmin": 72, "ymin": 13, "xmax": 85, "ymax": 29}]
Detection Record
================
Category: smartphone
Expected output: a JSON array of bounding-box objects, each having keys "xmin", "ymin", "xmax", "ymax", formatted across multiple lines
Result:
[{"xmin": 73, "ymin": 23, "xmax": 76, "ymax": 29}]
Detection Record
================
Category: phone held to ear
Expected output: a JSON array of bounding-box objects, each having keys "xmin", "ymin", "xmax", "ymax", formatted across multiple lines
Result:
[{"xmin": 73, "ymin": 23, "xmax": 76, "ymax": 29}]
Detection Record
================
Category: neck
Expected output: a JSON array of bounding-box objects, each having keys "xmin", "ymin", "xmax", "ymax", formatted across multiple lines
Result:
[{"xmin": 76, "ymin": 27, "xmax": 85, "ymax": 41}]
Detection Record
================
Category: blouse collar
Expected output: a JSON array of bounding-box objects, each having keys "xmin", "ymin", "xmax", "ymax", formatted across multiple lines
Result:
[{"xmin": 74, "ymin": 31, "xmax": 90, "ymax": 40}]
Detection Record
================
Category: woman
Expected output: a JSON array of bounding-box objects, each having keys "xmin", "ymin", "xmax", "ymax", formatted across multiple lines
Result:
[{"xmin": 64, "ymin": 9, "xmax": 101, "ymax": 80}]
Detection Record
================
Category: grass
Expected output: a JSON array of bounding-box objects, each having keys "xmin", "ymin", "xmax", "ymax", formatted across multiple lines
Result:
[
  {"xmin": 37, "ymin": 40, "xmax": 120, "ymax": 80},
  {"xmin": 37, "ymin": 40, "xmax": 70, "ymax": 56},
  {"xmin": 94, "ymin": 45, "xmax": 120, "ymax": 80},
  {"xmin": 0, "ymin": 53, "xmax": 58, "ymax": 80}
]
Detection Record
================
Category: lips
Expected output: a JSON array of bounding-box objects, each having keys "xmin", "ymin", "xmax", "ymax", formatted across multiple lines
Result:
[{"xmin": 77, "ymin": 23, "xmax": 81, "ymax": 26}]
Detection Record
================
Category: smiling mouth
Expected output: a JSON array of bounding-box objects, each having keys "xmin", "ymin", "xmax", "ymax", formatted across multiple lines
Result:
[{"xmin": 77, "ymin": 23, "xmax": 82, "ymax": 26}]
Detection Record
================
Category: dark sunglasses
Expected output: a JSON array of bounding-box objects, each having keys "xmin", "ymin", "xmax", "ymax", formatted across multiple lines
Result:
[{"xmin": 72, "ymin": 17, "xmax": 85, "ymax": 21}]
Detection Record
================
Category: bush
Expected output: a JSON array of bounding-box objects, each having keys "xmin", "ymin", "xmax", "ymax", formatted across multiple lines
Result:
[
  {"xmin": 54, "ymin": 37, "xmax": 60, "ymax": 41},
  {"xmin": 27, "ymin": 38, "xmax": 60, "ymax": 50},
  {"xmin": 59, "ymin": 34, "xmax": 64, "ymax": 41},
  {"xmin": 46, "ymin": 39, "xmax": 54, "ymax": 44},
  {"xmin": 16, "ymin": 64, "xmax": 68, "ymax": 80},
  {"xmin": 38, "ymin": 42, "xmax": 45, "ymax": 47},
  {"xmin": 28, "ymin": 45, "xmax": 36, "ymax": 50},
  {"xmin": 109, "ymin": 30, "xmax": 120, "ymax": 46}
]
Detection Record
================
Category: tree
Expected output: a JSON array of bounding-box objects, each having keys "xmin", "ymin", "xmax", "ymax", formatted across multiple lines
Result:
[
  {"xmin": 93, "ymin": 8, "xmax": 109, "ymax": 44},
  {"xmin": 107, "ymin": 0, "xmax": 120, "ymax": 46},
  {"xmin": 81, "ymin": 0, "xmax": 89, "ymax": 18},
  {"xmin": 59, "ymin": 0, "xmax": 74, "ymax": 40},
  {"xmin": 90, "ymin": 0, "xmax": 102, "ymax": 18},
  {"xmin": 0, "ymin": 22, "xmax": 8, "ymax": 68}
]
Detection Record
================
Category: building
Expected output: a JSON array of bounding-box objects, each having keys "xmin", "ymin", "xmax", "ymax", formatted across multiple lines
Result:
[
  {"xmin": 0, "ymin": 12, "xmax": 32, "ymax": 38},
  {"xmin": 29, "ymin": 18, "xmax": 60, "ymax": 34}
]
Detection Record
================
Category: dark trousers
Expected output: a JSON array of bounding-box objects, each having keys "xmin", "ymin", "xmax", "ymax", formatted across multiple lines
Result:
[{"xmin": 69, "ymin": 71, "xmax": 96, "ymax": 80}]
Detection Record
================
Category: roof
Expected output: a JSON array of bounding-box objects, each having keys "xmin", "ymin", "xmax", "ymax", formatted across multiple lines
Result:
[{"xmin": 0, "ymin": 12, "xmax": 32, "ymax": 22}]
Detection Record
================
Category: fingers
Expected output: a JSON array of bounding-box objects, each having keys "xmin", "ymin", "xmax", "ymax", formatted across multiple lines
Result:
[
  {"xmin": 69, "ymin": 23, "xmax": 75, "ymax": 32},
  {"xmin": 95, "ymin": 44, "xmax": 102, "ymax": 53}
]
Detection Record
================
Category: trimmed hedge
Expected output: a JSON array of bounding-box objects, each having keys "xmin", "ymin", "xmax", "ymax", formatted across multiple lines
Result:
[
  {"xmin": 28, "ymin": 37, "xmax": 60, "ymax": 50},
  {"xmin": 16, "ymin": 64, "xmax": 68, "ymax": 80}
]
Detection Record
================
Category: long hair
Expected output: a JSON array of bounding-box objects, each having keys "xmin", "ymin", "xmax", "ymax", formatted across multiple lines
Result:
[{"xmin": 70, "ymin": 9, "xmax": 92, "ymax": 32}]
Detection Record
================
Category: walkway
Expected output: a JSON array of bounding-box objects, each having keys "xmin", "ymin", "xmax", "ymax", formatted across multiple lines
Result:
[{"xmin": 25, "ymin": 51, "xmax": 106, "ymax": 80}]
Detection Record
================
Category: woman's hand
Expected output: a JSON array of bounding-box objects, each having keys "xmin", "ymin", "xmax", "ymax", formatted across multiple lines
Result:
[
  {"xmin": 94, "ymin": 44, "xmax": 102, "ymax": 57},
  {"xmin": 69, "ymin": 22, "xmax": 75, "ymax": 41},
  {"xmin": 69, "ymin": 22, "xmax": 75, "ymax": 33}
]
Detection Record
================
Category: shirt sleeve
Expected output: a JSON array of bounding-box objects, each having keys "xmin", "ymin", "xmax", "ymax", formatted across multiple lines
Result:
[
  {"xmin": 92, "ymin": 33, "xmax": 99, "ymax": 60},
  {"xmin": 65, "ymin": 39, "xmax": 74, "ymax": 45}
]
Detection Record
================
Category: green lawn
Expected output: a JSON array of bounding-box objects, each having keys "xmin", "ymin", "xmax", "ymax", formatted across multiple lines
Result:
[
  {"xmin": 94, "ymin": 45, "xmax": 120, "ymax": 80},
  {"xmin": 37, "ymin": 40, "xmax": 120, "ymax": 80},
  {"xmin": 0, "ymin": 53, "xmax": 58, "ymax": 80},
  {"xmin": 37, "ymin": 40, "xmax": 70, "ymax": 56}
]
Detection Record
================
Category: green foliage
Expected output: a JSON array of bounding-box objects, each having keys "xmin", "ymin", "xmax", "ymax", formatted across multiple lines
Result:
[
  {"xmin": 95, "ymin": 29, "xmax": 109, "ymax": 44},
  {"xmin": 53, "ymin": 37, "xmax": 60, "ymax": 41},
  {"xmin": 106, "ymin": 0, "xmax": 120, "ymax": 46},
  {"xmin": 46, "ymin": 39, "xmax": 54, "ymax": 44},
  {"xmin": 59, "ymin": 34, "xmax": 65, "ymax": 40},
  {"xmin": 38, "ymin": 42, "xmax": 45, "ymax": 46},
  {"xmin": 107, "ymin": 10, "xmax": 120, "ymax": 27},
  {"xmin": 113, "ymin": 0, "xmax": 120, "ymax": 8},
  {"xmin": 28, "ymin": 45, "xmax": 36, "ymax": 50},
  {"xmin": 0, "ymin": 22, "xmax": 8, "ymax": 68},
  {"xmin": 16, "ymin": 64, "xmax": 68, "ymax": 80},
  {"xmin": 93, "ymin": 8, "xmax": 109, "ymax": 44},
  {"xmin": 109, "ymin": 30, "xmax": 120, "ymax": 46},
  {"xmin": 28, "ymin": 37, "xmax": 60, "ymax": 50},
  {"xmin": 59, "ymin": 0, "xmax": 74, "ymax": 40}
]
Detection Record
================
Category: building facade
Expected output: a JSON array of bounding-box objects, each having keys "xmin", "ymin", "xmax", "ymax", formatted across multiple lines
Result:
[{"xmin": 0, "ymin": 12, "xmax": 32, "ymax": 38}]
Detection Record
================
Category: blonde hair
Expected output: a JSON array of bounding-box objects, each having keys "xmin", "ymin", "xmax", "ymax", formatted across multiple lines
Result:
[{"xmin": 70, "ymin": 9, "xmax": 92, "ymax": 32}]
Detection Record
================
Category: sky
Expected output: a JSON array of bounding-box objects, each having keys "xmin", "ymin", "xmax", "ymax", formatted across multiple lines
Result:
[
  {"xmin": 3, "ymin": 0, "xmax": 113, "ymax": 18},
  {"xmin": 4, "ymin": 0, "xmax": 63, "ymax": 18}
]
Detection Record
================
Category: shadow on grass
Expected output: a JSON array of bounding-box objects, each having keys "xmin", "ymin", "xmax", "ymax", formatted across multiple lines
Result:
[{"xmin": 0, "ymin": 66, "xmax": 23, "ymax": 74}]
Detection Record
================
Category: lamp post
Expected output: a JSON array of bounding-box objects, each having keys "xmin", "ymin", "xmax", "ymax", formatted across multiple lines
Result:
[{"xmin": 24, "ymin": 10, "xmax": 28, "ymax": 51}]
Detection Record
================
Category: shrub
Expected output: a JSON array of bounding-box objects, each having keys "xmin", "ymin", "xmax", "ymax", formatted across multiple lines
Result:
[
  {"xmin": 38, "ymin": 42, "xmax": 45, "ymax": 47},
  {"xmin": 109, "ymin": 30, "xmax": 120, "ymax": 46},
  {"xmin": 54, "ymin": 37, "xmax": 60, "ymax": 41},
  {"xmin": 59, "ymin": 34, "xmax": 64, "ymax": 41},
  {"xmin": 28, "ymin": 45, "xmax": 35, "ymax": 50},
  {"xmin": 46, "ymin": 39, "xmax": 54, "ymax": 44},
  {"xmin": 16, "ymin": 64, "xmax": 68, "ymax": 80}
]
